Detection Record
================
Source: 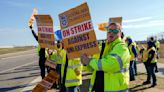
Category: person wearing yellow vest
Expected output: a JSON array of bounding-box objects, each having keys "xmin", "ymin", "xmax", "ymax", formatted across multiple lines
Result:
[
  {"xmin": 81, "ymin": 22, "xmax": 130, "ymax": 92},
  {"xmin": 134, "ymin": 41, "xmax": 139, "ymax": 75},
  {"xmin": 58, "ymin": 42, "xmax": 83, "ymax": 92},
  {"xmin": 139, "ymin": 45, "xmax": 151, "ymax": 83},
  {"xmin": 150, "ymin": 37, "xmax": 160, "ymax": 73},
  {"xmin": 45, "ymin": 48, "xmax": 61, "ymax": 89},
  {"xmin": 125, "ymin": 37, "xmax": 138, "ymax": 81},
  {"xmin": 142, "ymin": 41, "xmax": 157, "ymax": 87}
]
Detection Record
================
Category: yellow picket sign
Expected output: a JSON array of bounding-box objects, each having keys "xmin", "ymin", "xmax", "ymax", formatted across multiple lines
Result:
[
  {"xmin": 98, "ymin": 17, "xmax": 122, "ymax": 31},
  {"xmin": 34, "ymin": 15, "xmax": 56, "ymax": 49},
  {"xmin": 109, "ymin": 17, "xmax": 122, "ymax": 25},
  {"xmin": 59, "ymin": 2, "xmax": 100, "ymax": 59},
  {"xmin": 33, "ymin": 70, "xmax": 59, "ymax": 92},
  {"xmin": 98, "ymin": 22, "xmax": 108, "ymax": 31}
]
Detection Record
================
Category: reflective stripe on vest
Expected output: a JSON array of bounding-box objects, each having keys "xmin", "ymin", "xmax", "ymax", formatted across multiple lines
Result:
[
  {"xmin": 65, "ymin": 79, "xmax": 80, "ymax": 83},
  {"xmin": 110, "ymin": 54, "xmax": 129, "ymax": 74},
  {"xmin": 97, "ymin": 54, "xmax": 128, "ymax": 73},
  {"xmin": 110, "ymin": 54, "xmax": 123, "ymax": 69},
  {"xmin": 104, "ymin": 88, "xmax": 129, "ymax": 92},
  {"xmin": 62, "ymin": 63, "xmax": 81, "ymax": 69}
]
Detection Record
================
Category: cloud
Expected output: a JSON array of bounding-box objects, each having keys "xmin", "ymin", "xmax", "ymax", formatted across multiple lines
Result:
[
  {"xmin": 123, "ymin": 17, "xmax": 164, "ymax": 29},
  {"xmin": 123, "ymin": 17, "xmax": 152, "ymax": 23}
]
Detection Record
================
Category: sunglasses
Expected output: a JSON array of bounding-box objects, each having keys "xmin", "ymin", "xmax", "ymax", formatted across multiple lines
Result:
[{"xmin": 107, "ymin": 29, "xmax": 120, "ymax": 33}]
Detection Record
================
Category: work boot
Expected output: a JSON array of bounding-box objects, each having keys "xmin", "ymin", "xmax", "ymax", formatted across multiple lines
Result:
[
  {"xmin": 130, "ymin": 79, "xmax": 135, "ymax": 81},
  {"xmin": 142, "ymin": 81, "xmax": 151, "ymax": 85},
  {"xmin": 155, "ymin": 69, "xmax": 159, "ymax": 73},
  {"xmin": 150, "ymin": 83, "xmax": 157, "ymax": 87}
]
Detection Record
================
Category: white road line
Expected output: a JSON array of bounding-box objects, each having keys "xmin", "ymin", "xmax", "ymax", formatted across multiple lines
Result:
[
  {"xmin": 22, "ymin": 76, "xmax": 41, "ymax": 92},
  {"xmin": 0, "ymin": 53, "xmax": 35, "ymax": 60},
  {"xmin": 0, "ymin": 61, "xmax": 37, "ymax": 74},
  {"xmin": 31, "ymin": 76, "xmax": 42, "ymax": 84}
]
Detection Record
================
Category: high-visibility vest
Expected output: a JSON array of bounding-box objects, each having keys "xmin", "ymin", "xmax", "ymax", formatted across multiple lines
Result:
[
  {"xmin": 147, "ymin": 47, "xmax": 157, "ymax": 63},
  {"xmin": 88, "ymin": 38, "xmax": 130, "ymax": 92},
  {"xmin": 37, "ymin": 45, "xmax": 40, "ymax": 56},
  {"xmin": 143, "ymin": 49, "xmax": 148, "ymax": 62},
  {"xmin": 128, "ymin": 42, "xmax": 136, "ymax": 61},
  {"xmin": 59, "ymin": 49, "xmax": 82, "ymax": 87},
  {"xmin": 155, "ymin": 40, "xmax": 160, "ymax": 49}
]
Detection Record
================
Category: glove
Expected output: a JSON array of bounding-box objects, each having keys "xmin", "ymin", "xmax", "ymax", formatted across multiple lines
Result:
[
  {"xmin": 74, "ymin": 68, "xmax": 80, "ymax": 76},
  {"xmin": 80, "ymin": 53, "xmax": 90, "ymax": 65},
  {"xmin": 29, "ymin": 25, "xmax": 33, "ymax": 30}
]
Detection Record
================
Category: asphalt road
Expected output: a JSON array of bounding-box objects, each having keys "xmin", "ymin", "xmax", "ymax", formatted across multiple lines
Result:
[{"xmin": 0, "ymin": 49, "xmax": 40, "ymax": 92}]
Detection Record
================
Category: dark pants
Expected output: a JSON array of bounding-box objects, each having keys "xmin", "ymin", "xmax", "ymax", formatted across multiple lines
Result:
[
  {"xmin": 129, "ymin": 60, "xmax": 135, "ymax": 81},
  {"xmin": 66, "ymin": 86, "xmax": 80, "ymax": 92},
  {"xmin": 134, "ymin": 60, "xmax": 137, "ymax": 75},
  {"xmin": 57, "ymin": 64, "xmax": 61, "ymax": 89},
  {"xmin": 144, "ymin": 62, "xmax": 150, "ymax": 81},
  {"xmin": 155, "ymin": 62, "xmax": 159, "ymax": 72},
  {"xmin": 147, "ymin": 64, "xmax": 157, "ymax": 85},
  {"xmin": 39, "ymin": 57, "xmax": 46, "ymax": 79}
]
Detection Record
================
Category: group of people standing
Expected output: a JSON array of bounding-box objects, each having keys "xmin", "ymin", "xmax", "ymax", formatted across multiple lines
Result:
[
  {"xmin": 125, "ymin": 35, "xmax": 160, "ymax": 88},
  {"xmin": 29, "ymin": 21, "xmax": 160, "ymax": 92}
]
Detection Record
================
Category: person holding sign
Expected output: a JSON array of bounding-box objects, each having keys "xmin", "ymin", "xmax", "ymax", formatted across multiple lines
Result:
[
  {"xmin": 45, "ymin": 48, "xmax": 61, "ymax": 89},
  {"xmin": 29, "ymin": 26, "xmax": 46, "ymax": 79},
  {"xmin": 55, "ymin": 42, "xmax": 82, "ymax": 92},
  {"xmin": 81, "ymin": 22, "xmax": 130, "ymax": 92}
]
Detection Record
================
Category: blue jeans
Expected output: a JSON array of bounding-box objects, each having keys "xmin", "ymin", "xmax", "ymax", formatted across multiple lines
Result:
[
  {"xmin": 129, "ymin": 60, "xmax": 135, "ymax": 81},
  {"xmin": 134, "ymin": 60, "xmax": 137, "ymax": 75}
]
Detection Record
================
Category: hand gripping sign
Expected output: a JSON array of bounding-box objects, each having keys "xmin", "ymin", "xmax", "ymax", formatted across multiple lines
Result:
[
  {"xmin": 28, "ymin": 8, "xmax": 38, "ymax": 27},
  {"xmin": 32, "ymin": 70, "xmax": 59, "ymax": 92},
  {"xmin": 59, "ymin": 2, "xmax": 99, "ymax": 59}
]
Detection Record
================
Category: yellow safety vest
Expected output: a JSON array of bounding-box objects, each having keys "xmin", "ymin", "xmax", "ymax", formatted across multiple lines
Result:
[
  {"xmin": 143, "ymin": 47, "xmax": 157, "ymax": 63},
  {"xmin": 59, "ymin": 49, "xmax": 83, "ymax": 87},
  {"xmin": 128, "ymin": 42, "xmax": 136, "ymax": 61},
  {"xmin": 88, "ymin": 38, "xmax": 130, "ymax": 92},
  {"xmin": 155, "ymin": 40, "xmax": 160, "ymax": 49}
]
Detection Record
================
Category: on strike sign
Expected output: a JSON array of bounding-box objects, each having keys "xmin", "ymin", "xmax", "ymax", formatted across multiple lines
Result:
[
  {"xmin": 59, "ymin": 2, "xmax": 99, "ymax": 59},
  {"xmin": 34, "ymin": 15, "xmax": 56, "ymax": 49}
]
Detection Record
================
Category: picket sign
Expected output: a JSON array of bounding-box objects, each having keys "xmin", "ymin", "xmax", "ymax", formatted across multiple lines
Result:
[
  {"xmin": 32, "ymin": 70, "xmax": 59, "ymax": 92},
  {"xmin": 45, "ymin": 60, "xmax": 57, "ymax": 69}
]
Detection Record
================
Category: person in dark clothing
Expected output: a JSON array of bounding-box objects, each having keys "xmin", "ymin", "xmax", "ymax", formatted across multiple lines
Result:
[
  {"xmin": 29, "ymin": 26, "xmax": 46, "ymax": 79},
  {"xmin": 150, "ymin": 37, "xmax": 159, "ymax": 73},
  {"xmin": 143, "ymin": 41, "xmax": 157, "ymax": 87}
]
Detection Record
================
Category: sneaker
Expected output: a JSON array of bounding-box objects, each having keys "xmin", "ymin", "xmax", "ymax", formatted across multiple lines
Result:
[{"xmin": 142, "ymin": 81, "xmax": 151, "ymax": 85}]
